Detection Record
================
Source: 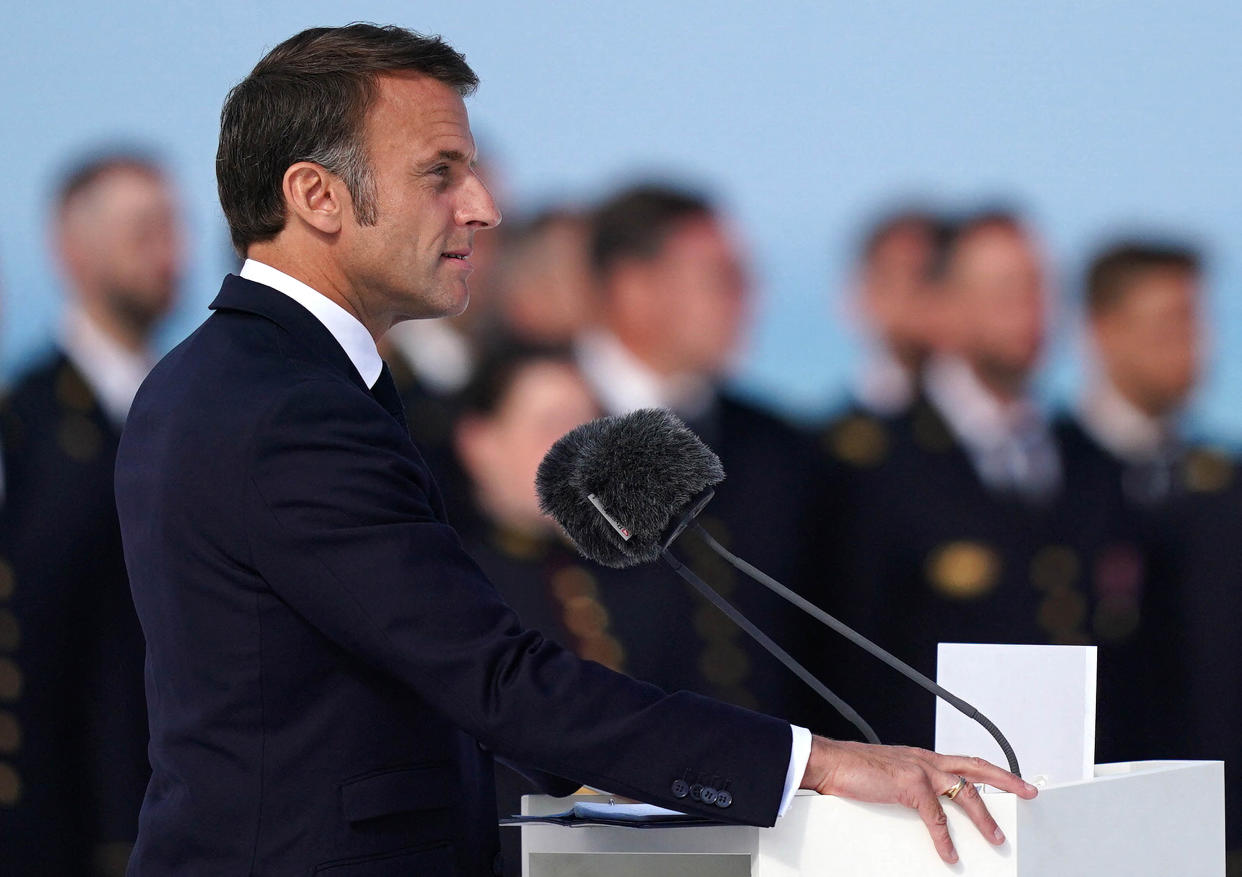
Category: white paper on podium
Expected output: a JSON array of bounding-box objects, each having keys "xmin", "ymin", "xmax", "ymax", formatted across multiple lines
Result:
[{"xmin": 935, "ymin": 643, "xmax": 1096, "ymax": 785}]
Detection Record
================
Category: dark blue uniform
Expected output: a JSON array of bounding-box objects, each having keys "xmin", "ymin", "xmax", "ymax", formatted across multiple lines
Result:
[
  {"xmin": 0, "ymin": 352, "xmax": 148, "ymax": 877},
  {"xmin": 813, "ymin": 398, "xmax": 1147, "ymax": 754}
]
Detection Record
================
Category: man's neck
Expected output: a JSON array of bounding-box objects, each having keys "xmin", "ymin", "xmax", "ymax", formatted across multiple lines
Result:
[{"xmin": 247, "ymin": 243, "xmax": 387, "ymax": 343}]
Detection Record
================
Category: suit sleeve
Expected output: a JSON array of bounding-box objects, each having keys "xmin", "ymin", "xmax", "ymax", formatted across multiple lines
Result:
[{"xmin": 245, "ymin": 378, "xmax": 791, "ymax": 825}]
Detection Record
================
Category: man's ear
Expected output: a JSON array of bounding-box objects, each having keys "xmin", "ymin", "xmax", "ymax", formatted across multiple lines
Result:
[{"xmin": 281, "ymin": 162, "xmax": 347, "ymax": 235}]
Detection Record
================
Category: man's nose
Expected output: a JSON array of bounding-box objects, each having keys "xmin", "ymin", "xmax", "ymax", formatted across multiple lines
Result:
[{"xmin": 457, "ymin": 174, "xmax": 501, "ymax": 229}]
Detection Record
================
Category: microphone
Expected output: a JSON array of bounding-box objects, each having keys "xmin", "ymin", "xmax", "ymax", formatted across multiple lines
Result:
[{"xmin": 536, "ymin": 408, "xmax": 1022, "ymax": 777}]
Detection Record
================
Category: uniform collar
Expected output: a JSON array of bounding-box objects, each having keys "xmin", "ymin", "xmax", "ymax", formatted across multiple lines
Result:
[
  {"xmin": 238, "ymin": 259, "xmax": 383, "ymax": 389},
  {"xmin": 574, "ymin": 329, "xmax": 715, "ymax": 420},
  {"xmin": 851, "ymin": 341, "xmax": 916, "ymax": 417},
  {"xmin": 59, "ymin": 304, "xmax": 155, "ymax": 426},
  {"xmin": 1079, "ymin": 378, "xmax": 1178, "ymax": 464},
  {"xmin": 924, "ymin": 354, "xmax": 1046, "ymax": 453}
]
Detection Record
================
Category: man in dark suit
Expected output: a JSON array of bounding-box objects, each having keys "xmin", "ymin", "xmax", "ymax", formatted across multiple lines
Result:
[
  {"xmin": 0, "ymin": 152, "xmax": 181, "ymax": 876},
  {"xmin": 115, "ymin": 25, "xmax": 1031, "ymax": 875}
]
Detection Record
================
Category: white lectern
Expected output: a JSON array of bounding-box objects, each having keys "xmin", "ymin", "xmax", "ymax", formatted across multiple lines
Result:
[{"xmin": 518, "ymin": 760, "xmax": 1224, "ymax": 876}]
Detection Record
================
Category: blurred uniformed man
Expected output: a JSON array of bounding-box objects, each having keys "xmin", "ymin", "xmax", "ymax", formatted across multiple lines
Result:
[
  {"xmin": 845, "ymin": 207, "xmax": 950, "ymax": 420},
  {"xmin": 827, "ymin": 211, "xmax": 1141, "ymax": 750},
  {"xmin": 575, "ymin": 184, "xmax": 824, "ymax": 729},
  {"xmin": 1062, "ymin": 241, "xmax": 1240, "ymax": 862},
  {"xmin": 1058, "ymin": 242, "xmax": 1205, "ymax": 509},
  {"xmin": 0, "ymin": 151, "xmax": 183, "ymax": 876}
]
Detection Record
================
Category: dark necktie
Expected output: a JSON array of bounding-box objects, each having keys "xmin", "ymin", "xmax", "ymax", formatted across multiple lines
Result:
[{"xmin": 371, "ymin": 363, "xmax": 407, "ymax": 426}]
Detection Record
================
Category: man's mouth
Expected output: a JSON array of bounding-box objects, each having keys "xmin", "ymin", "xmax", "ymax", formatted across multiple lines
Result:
[{"xmin": 441, "ymin": 250, "xmax": 471, "ymax": 261}]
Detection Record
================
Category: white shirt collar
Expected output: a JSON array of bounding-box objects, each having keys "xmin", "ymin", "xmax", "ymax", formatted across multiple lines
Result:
[
  {"xmin": 1079, "ymin": 378, "xmax": 1176, "ymax": 463},
  {"xmin": 574, "ymin": 330, "xmax": 714, "ymax": 419},
  {"xmin": 240, "ymin": 259, "xmax": 383, "ymax": 388},
  {"xmin": 59, "ymin": 304, "xmax": 155, "ymax": 426},
  {"xmin": 924, "ymin": 355, "xmax": 1043, "ymax": 452}
]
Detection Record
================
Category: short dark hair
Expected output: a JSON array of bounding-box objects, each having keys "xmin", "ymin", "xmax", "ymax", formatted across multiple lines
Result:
[
  {"xmin": 590, "ymin": 184, "xmax": 714, "ymax": 278},
  {"xmin": 460, "ymin": 341, "xmax": 577, "ymax": 418},
  {"xmin": 217, "ymin": 23, "xmax": 478, "ymax": 255},
  {"xmin": 933, "ymin": 207, "xmax": 1026, "ymax": 281},
  {"xmin": 1086, "ymin": 241, "xmax": 1201, "ymax": 315},
  {"xmin": 56, "ymin": 149, "xmax": 165, "ymax": 214}
]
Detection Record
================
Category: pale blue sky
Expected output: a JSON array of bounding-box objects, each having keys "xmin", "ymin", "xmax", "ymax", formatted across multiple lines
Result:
[{"xmin": 2, "ymin": 1, "xmax": 1240, "ymax": 435}]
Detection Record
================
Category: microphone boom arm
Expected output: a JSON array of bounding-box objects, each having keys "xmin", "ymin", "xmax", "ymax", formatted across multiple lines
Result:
[
  {"xmin": 689, "ymin": 522, "xmax": 1022, "ymax": 778},
  {"xmin": 660, "ymin": 549, "xmax": 881, "ymax": 745}
]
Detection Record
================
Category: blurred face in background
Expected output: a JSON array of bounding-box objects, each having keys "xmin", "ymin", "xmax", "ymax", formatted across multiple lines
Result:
[
  {"xmin": 456, "ymin": 359, "xmax": 600, "ymax": 531},
  {"xmin": 496, "ymin": 214, "xmax": 596, "ymax": 344},
  {"xmin": 608, "ymin": 216, "xmax": 751, "ymax": 377},
  {"xmin": 942, "ymin": 222, "xmax": 1047, "ymax": 394},
  {"xmin": 1092, "ymin": 267, "xmax": 1201, "ymax": 418},
  {"xmin": 57, "ymin": 166, "xmax": 183, "ymax": 342},
  {"xmin": 859, "ymin": 220, "xmax": 941, "ymax": 367}
]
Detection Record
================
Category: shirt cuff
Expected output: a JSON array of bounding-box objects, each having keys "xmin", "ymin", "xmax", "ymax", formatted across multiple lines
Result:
[{"xmin": 777, "ymin": 724, "xmax": 812, "ymax": 817}]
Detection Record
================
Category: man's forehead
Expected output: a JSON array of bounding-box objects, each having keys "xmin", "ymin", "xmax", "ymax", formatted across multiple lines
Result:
[{"xmin": 371, "ymin": 74, "xmax": 474, "ymax": 139}]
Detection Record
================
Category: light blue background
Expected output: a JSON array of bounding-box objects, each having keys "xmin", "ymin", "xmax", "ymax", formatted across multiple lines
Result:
[{"xmin": 2, "ymin": 2, "xmax": 1239, "ymax": 436}]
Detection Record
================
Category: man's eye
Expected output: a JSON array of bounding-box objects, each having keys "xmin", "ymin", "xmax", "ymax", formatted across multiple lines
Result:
[{"xmin": 432, "ymin": 165, "xmax": 451, "ymax": 177}]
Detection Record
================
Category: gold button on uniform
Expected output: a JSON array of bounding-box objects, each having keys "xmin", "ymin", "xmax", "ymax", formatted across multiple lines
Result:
[{"xmin": 926, "ymin": 542, "xmax": 1001, "ymax": 600}]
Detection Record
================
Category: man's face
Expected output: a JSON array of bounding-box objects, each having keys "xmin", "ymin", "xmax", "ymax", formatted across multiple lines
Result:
[
  {"xmin": 860, "ymin": 222, "xmax": 939, "ymax": 360},
  {"xmin": 946, "ymin": 224, "xmax": 1047, "ymax": 384},
  {"xmin": 638, "ymin": 217, "xmax": 750, "ymax": 376},
  {"xmin": 63, "ymin": 168, "xmax": 183, "ymax": 333},
  {"xmin": 1093, "ymin": 268, "xmax": 1201, "ymax": 416},
  {"xmin": 340, "ymin": 73, "xmax": 500, "ymax": 327}
]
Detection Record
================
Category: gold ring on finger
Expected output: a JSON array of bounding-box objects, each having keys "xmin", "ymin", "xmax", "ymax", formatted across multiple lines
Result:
[{"xmin": 941, "ymin": 775, "xmax": 967, "ymax": 800}]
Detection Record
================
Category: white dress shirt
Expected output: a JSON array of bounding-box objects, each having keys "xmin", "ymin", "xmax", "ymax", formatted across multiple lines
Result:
[
  {"xmin": 240, "ymin": 259, "xmax": 382, "ymax": 388},
  {"xmin": 924, "ymin": 355, "xmax": 1061, "ymax": 499},
  {"xmin": 60, "ymin": 304, "xmax": 156, "ymax": 427},
  {"xmin": 241, "ymin": 261, "xmax": 812, "ymax": 816}
]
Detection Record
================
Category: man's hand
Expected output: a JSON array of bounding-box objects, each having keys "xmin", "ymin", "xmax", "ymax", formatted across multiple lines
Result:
[{"xmin": 799, "ymin": 736, "xmax": 1038, "ymax": 865}]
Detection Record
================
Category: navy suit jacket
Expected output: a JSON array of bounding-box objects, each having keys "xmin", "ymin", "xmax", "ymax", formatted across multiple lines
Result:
[{"xmin": 115, "ymin": 275, "xmax": 791, "ymax": 876}]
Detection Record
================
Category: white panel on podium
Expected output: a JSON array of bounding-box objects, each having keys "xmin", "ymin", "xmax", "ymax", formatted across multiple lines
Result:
[
  {"xmin": 519, "ymin": 761, "xmax": 1225, "ymax": 876},
  {"xmin": 935, "ymin": 644, "xmax": 1097, "ymax": 785}
]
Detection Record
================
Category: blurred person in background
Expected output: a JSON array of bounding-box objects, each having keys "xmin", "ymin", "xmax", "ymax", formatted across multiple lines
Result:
[
  {"xmin": 575, "ymin": 183, "xmax": 824, "ymax": 728},
  {"xmin": 1059, "ymin": 241, "xmax": 1241, "ymax": 864},
  {"xmin": 490, "ymin": 207, "xmax": 597, "ymax": 346},
  {"xmin": 848, "ymin": 207, "xmax": 950, "ymax": 418},
  {"xmin": 826, "ymin": 209, "xmax": 1118, "ymax": 748},
  {"xmin": 0, "ymin": 151, "xmax": 183, "ymax": 876},
  {"xmin": 1058, "ymin": 242, "xmax": 1207, "ymax": 508}
]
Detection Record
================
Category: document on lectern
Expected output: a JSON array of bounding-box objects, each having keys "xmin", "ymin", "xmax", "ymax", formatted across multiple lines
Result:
[{"xmin": 499, "ymin": 801, "xmax": 724, "ymax": 829}]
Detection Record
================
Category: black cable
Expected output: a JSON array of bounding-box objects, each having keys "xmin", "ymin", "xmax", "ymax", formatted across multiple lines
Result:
[
  {"xmin": 690, "ymin": 523, "xmax": 1021, "ymax": 778},
  {"xmin": 661, "ymin": 549, "xmax": 880, "ymax": 745}
]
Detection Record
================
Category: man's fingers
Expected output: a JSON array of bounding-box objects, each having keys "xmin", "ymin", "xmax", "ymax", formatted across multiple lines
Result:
[
  {"xmin": 915, "ymin": 790, "xmax": 958, "ymax": 864},
  {"xmin": 939, "ymin": 774, "xmax": 1006, "ymax": 846},
  {"xmin": 937, "ymin": 754, "xmax": 1038, "ymax": 799}
]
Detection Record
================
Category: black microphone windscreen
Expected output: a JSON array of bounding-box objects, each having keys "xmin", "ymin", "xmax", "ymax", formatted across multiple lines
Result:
[{"xmin": 535, "ymin": 408, "xmax": 725, "ymax": 568}]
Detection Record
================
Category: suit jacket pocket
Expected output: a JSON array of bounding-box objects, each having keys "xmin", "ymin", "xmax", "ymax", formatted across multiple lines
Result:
[
  {"xmin": 312, "ymin": 842, "xmax": 456, "ymax": 875},
  {"xmin": 340, "ymin": 763, "xmax": 462, "ymax": 822}
]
